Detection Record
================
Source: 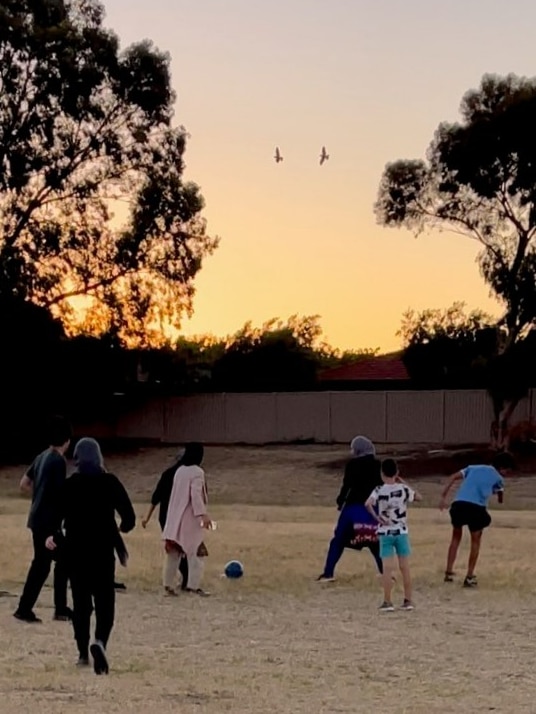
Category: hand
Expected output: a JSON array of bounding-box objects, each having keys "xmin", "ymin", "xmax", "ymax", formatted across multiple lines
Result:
[
  {"xmin": 439, "ymin": 497, "xmax": 448, "ymax": 512},
  {"xmin": 200, "ymin": 516, "xmax": 213, "ymax": 530},
  {"xmin": 45, "ymin": 536, "xmax": 57, "ymax": 551},
  {"xmin": 141, "ymin": 518, "xmax": 148, "ymax": 529}
]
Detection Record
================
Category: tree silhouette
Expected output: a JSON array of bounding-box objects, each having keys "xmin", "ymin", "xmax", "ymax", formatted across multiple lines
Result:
[
  {"xmin": 376, "ymin": 74, "xmax": 536, "ymax": 447},
  {"xmin": 0, "ymin": 0, "xmax": 218, "ymax": 343}
]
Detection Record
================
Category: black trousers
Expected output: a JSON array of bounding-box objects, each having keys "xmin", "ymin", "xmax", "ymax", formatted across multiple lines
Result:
[
  {"xmin": 69, "ymin": 555, "xmax": 115, "ymax": 657},
  {"xmin": 18, "ymin": 529, "xmax": 69, "ymax": 614},
  {"xmin": 178, "ymin": 554, "xmax": 189, "ymax": 588}
]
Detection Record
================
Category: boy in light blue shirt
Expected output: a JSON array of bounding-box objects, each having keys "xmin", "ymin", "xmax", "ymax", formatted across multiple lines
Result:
[{"xmin": 439, "ymin": 452, "xmax": 515, "ymax": 588}]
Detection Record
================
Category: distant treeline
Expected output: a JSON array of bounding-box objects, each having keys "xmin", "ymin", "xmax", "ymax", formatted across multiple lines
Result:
[{"xmin": 0, "ymin": 301, "xmax": 374, "ymax": 459}]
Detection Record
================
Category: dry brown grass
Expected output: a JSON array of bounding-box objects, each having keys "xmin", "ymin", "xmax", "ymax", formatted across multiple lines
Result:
[{"xmin": 0, "ymin": 446, "xmax": 536, "ymax": 712}]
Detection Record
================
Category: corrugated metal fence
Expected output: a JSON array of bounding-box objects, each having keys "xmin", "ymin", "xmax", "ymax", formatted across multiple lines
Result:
[{"xmin": 109, "ymin": 389, "xmax": 535, "ymax": 445}]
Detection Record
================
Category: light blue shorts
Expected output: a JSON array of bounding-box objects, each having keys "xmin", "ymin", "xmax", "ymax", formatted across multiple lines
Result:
[{"xmin": 379, "ymin": 533, "xmax": 411, "ymax": 559}]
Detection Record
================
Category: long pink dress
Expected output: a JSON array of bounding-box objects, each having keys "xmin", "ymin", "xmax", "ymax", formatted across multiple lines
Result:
[{"xmin": 162, "ymin": 464, "xmax": 208, "ymax": 556}]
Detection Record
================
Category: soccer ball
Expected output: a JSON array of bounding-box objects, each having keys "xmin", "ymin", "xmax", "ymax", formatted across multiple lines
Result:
[{"xmin": 224, "ymin": 560, "xmax": 244, "ymax": 579}]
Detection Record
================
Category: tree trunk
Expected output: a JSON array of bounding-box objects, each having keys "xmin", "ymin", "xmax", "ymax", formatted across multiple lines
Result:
[{"xmin": 490, "ymin": 396, "xmax": 520, "ymax": 451}]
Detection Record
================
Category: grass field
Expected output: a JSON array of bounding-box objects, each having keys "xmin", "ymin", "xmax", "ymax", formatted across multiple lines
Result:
[{"xmin": 0, "ymin": 445, "xmax": 535, "ymax": 713}]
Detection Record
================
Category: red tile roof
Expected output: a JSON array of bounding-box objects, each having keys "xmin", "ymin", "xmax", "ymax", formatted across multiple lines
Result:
[{"xmin": 319, "ymin": 352, "xmax": 409, "ymax": 381}]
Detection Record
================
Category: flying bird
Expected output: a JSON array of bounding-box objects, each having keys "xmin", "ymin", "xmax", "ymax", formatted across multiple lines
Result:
[
  {"xmin": 319, "ymin": 146, "xmax": 329, "ymax": 165},
  {"xmin": 274, "ymin": 147, "xmax": 283, "ymax": 163}
]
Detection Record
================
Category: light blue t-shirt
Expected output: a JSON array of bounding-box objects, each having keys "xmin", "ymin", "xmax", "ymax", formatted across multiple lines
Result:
[{"xmin": 453, "ymin": 465, "xmax": 504, "ymax": 507}]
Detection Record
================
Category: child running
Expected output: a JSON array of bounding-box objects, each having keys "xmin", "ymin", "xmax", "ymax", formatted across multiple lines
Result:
[
  {"xmin": 439, "ymin": 452, "xmax": 514, "ymax": 588},
  {"xmin": 366, "ymin": 458, "xmax": 422, "ymax": 612}
]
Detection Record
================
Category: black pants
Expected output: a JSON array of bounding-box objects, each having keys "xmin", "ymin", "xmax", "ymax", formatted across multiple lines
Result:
[
  {"xmin": 179, "ymin": 554, "xmax": 189, "ymax": 588},
  {"xmin": 18, "ymin": 529, "xmax": 69, "ymax": 614},
  {"xmin": 70, "ymin": 556, "xmax": 115, "ymax": 658}
]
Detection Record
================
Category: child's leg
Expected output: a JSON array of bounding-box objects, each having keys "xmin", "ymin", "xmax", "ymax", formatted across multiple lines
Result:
[
  {"xmin": 163, "ymin": 549, "xmax": 180, "ymax": 591},
  {"xmin": 446, "ymin": 527, "xmax": 463, "ymax": 575},
  {"xmin": 381, "ymin": 556, "xmax": 396, "ymax": 602},
  {"xmin": 398, "ymin": 556, "xmax": 412, "ymax": 602},
  {"xmin": 467, "ymin": 530, "xmax": 483, "ymax": 578}
]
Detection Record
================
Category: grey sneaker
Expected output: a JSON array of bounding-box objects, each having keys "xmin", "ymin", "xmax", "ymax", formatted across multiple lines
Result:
[
  {"xmin": 378, "ymin": 601, "xmax": 395, "ymax": 612},
  {"xmin": 400, "ymin": 599, "xmax": 414, "ymax": 610},
  {"xmin": 316, "ymin": 575, "xmax": 336, "ymax": 583},
  {"xmin": 444, "ymin": 571, "xmax": 455, "ymax": 583}
]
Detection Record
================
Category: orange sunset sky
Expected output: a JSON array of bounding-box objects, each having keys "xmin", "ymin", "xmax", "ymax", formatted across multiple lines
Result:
[{"xmin": 102, "ymin": 0, "xmax": 535, "ymax": 352}]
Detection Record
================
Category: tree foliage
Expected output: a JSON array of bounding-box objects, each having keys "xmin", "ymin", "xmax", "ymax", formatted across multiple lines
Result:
[
  {"xmin": 0, "ymin": 0, "xmax": 218, "ymax": 343},
  {"xmin": 398, "ymin": 302, "xmax": 497, "ymax": 386},
  {"xmin": 376, "ymin": 74, "xmax": 536, "ymax": 445},
  {"xmin": 376, "ymin": 74, "xmax": 536, "ymax": 349}
]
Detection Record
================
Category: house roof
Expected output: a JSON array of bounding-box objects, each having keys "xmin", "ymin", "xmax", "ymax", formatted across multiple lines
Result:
[{"xmin": 319, "ymin": 352, "xmax": 409, "ymax": 381}]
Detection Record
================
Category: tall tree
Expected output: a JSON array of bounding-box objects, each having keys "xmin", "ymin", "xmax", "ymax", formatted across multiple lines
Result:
[
  {"xmin": 0, "ymin": 0, "xmax": 218, "ymax": 343},
  {"xmin": 376, "ymin": 74, "xmax": 536, "ymax": 447}
]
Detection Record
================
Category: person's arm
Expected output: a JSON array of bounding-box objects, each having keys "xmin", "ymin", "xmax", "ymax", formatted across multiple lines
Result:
[
  {"xmin": 46, "ymin": 456, "xmax": 67, "ymax": 533},
  {"xmin": 112, "ymin": 477, "xmax": 136, "ymax": 534},
  {"xmin": 20, "ymin": 460, "xmax": 36, "ymax": 494},
  {"xmin": 439, "ymin": 471, "xmax": 464, "ymax": 510},
  {"xmin": 336, "ymin": 463, "xmax": 352, "ymax": 510},
  {"xmin": 45, "ymin": 479, "xmax": 68, "ymax": 551},
  {"xmin": 142, "ymin": 478, "xmax": 162, "ymax": 527},
  {"xmin": 494, "ymin": 476, "xmax": 505, "ymax": 505},
  {"xmin": 191, "ymin": 469, "xmax": 211, "ymax": 528},
  {"xmin": 365, "ymin": 489, "xmax": 385, "ymax": 524},
  {"xmin": 141, "ymin": 503, "xmax": 156, "ymax": 528}
]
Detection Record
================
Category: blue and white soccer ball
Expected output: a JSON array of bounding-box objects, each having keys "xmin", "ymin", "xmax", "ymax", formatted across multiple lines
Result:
[{"xmin": 224, "ymin": 560, "xmax": 244, "ymax": 579}]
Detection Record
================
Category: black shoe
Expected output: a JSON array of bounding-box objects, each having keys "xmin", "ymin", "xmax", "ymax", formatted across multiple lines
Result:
[
  {"xmin": 114, "ymin": 582, "xmax": 126, "ymax": 591},
  {"xmin": 54, "ymin": 607, "xmax": 73, "ymax": 621},
  {"xmin": 463, "ymin": 575, "xmax": 478, "ymax": 588},
  {"xmin": 14, "ymin": 609, "xmax": 42, "ymax": 623},
  {"xmin": 90, "ymin": 641, "xmax": 109, "ymax": 675}
]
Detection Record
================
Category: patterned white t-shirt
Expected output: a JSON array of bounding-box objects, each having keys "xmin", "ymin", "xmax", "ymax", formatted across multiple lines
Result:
[{"xmin": 368, "ymin": 483, "xmax": 415, "ymax": 536}]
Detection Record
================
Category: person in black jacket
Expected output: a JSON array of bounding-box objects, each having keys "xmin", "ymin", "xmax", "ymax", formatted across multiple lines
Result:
[
  {"xmin": 15, "ymin": 416, "xmax": 73, "ymax": 623},
  {"xmin": 141, "ymin": 451, "xmax": 189, "ymax": 588},
  {"xmin": 46, "ymin": 438, "xmax": 135, "ymax": 675},
  {"xmin": 317, "ymin": 436, "xmax": 383, "ymax": 582}
]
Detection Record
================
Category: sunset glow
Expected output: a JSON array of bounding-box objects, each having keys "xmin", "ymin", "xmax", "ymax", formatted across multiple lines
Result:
[{"xmin": 101, "ymin": 0, "xmax": 535, "ymax": 351}]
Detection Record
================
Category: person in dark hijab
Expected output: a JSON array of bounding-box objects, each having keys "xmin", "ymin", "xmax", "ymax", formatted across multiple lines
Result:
[
  {"xmin": 46, "ymin": 438, "xmax": 135, "ymax": 675},
  {"xmin": 317, "ymin": 436, "xmax": 383, "ymax": 582}
]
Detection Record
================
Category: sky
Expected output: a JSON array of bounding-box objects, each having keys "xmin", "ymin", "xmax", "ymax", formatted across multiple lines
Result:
[{"xmin": 102, "ymin": 0, "xmax": 536, "ymax": 352}]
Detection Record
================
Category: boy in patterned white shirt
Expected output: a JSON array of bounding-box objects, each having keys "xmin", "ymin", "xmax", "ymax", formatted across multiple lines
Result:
[{"xmin": 366, "ymin": 458, "xmax": 422, "ymax": 612}]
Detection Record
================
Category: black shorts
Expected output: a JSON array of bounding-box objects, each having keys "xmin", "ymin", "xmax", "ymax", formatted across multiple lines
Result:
[{"xmin": 450, "ymin": 501, "xmax": 492, "ymax": 533}]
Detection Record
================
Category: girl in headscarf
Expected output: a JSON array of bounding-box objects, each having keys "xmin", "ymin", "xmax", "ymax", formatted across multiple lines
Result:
[
  {"xmin": 162, "ymin": 443, "xmax": 212, "ymax": 596},
  {"xmin": 141, "ymin": 449, "xmax": 190, "ymax": 589},
  {"xmin": 46, "ymin": 438, "xmax": 135, "ymax": 675},
  {"xmin": 317, "ymin": 436, "xmax": 383, "ymax": 582}
]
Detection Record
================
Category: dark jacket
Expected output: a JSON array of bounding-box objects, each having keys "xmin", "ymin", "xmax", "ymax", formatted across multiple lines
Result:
[
  {"xmin": 336, "ymin": 455, "xmax": 382, "ymax": 509},
  {"xmin": 151, "ymin": 464, "xmax": 179, "ymax": 531},
  {"xmin": 53, "ymin": 472, "xmax": 136, "ymax": 561}
]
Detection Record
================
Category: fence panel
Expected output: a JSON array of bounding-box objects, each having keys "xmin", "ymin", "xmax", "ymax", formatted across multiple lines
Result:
[
  {"xmin": 115, "ymin": 399, "xmax": 165, "ymax": 440},
  {"xmin": 224, "ymin": 393, "xmax": 278, "ymax": 443},
  {"xmin": 329, "ymin": 392, "xmax": 387, "ymax": 443},
  {"xmin": 386, "ymin": 391, "xmax": 444, "ymax": 443},
  {"xmin": 163, "ymin": 395, "xmax": 226, "ymax": 443},
  {"xmin": 275, "ymin": 392, "xmax": 331, "ymax": 442}
]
